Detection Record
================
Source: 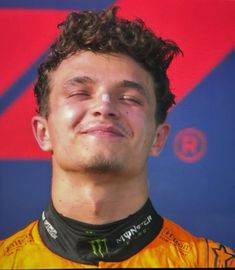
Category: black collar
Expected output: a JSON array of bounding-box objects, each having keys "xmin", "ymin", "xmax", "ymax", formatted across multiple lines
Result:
[{"xmin": 39, "ymin": 199, "xmax": 163, "ymax": 265}]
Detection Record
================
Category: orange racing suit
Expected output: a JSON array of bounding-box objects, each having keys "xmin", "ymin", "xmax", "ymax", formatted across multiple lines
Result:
[{"xmin": 0, "ymin": 200, "xmax": 234, "ymax": 268}]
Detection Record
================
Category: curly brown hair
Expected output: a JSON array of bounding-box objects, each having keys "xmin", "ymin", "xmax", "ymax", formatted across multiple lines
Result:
[{"xmin": 34, "ymin": 6, "xmax": 182, "ymax": 123}]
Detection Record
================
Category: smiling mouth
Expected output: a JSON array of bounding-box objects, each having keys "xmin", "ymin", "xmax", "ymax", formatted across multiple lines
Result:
[{"xmin": 81, "ymin": 126, "xmax": 125, "ymax": 137}]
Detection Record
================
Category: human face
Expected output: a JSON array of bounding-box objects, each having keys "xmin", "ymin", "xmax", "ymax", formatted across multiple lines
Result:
[{"xmin": 33, "ymin": 51, "xmax": 169, "ymax": 176}]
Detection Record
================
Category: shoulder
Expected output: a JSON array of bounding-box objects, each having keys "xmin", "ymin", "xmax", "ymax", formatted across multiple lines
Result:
[
  {"xmin": 0, "ymin": 221, "xmax": 83, "ymax": 269},
  {"xmin": 156, "ymin": 218, "xmax": 235, "ymax": 268},
  {"xmin": 0, "ymin": 221, "xmax": 38, "ymax": 254},
  {"xmin": 0, "ymin": 221, "xmax": 40, "ymax": 267},
  {"xmin": 205, "ymin": 238, "xmax": 235, "ymax": 268}
]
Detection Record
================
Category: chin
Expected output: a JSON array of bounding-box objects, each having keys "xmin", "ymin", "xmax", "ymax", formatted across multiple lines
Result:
[{"xmin": 77, "ymin": 154, "xmax": 123, "ymax": 175}]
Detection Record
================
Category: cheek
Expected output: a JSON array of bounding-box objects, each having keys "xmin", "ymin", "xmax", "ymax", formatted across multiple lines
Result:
[
  {"xmin": 48, "ymin": 104, "xmax": 85, "ymax": 141},
  {"xmin": 129, "ymin": 109, "xmax": 156, "ymax": 143},
  {"xmin": 125, "ymin": 108, "xmax": 152, "ymax": 134},
  {"xmin": 60, "ymin": 103, "xmax": 85, "ymax": 128},
  {"xmin": 63, "ymin": 107, "xmax": 77, "ymax": 122}
]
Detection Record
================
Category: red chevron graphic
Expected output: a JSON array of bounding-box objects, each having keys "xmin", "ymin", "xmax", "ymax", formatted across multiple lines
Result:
[
  {"xmin": 0, "ymin": 9, "xmax": 68, "ymax": 95},
  {"xmin": 1, "ymin": 1, "xmax": 235, "ymax": 158},
  {"xmin": 1, "ymin": 9, "xmax": 69, "ymax": 159},
  {"xmin": 117, "ymin": 0, "xmax": 235, "ymax": 99}
]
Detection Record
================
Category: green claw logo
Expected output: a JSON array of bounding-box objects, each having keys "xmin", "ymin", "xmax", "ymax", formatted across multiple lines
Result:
[{"xmin": 89, "ymin": 238, "xmax": 109, "ymax": 257}]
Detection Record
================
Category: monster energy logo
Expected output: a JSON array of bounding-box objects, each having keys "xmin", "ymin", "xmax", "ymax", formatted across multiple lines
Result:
[{"xmin": 89, "ymin": 238, "xmax": 109, "ymax": 257}]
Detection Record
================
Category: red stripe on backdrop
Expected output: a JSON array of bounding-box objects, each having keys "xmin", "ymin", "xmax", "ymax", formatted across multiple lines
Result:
[
  {"xmin": 116, "ymin": 0, "xmax": 235, "ymax": 101},
  {"xmin": 0, "ymin": 9, "xmax": 68, "ymax": 159},
  {"xmin": 0, "ymin": 9, "xmax": 68, "ymax": 95}
]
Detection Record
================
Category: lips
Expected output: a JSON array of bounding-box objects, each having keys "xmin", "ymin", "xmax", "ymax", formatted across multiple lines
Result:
[{"xmin": 80, "ymin": 124, "xmax": 128, "ymax": 137}]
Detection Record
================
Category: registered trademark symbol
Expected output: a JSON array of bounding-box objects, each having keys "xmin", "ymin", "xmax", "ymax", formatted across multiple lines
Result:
[{"xmin": 173, "ymin": 128, "xmax": 207, "ymax": 163}]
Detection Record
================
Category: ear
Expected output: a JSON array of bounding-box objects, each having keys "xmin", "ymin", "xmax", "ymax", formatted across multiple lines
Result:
[
  {"xmin": 32, "ymin": 115, "xmax": 52, "ymax": 151},
  {"xmin": 150, "ymin": 123, "xmax": 170, "ymax": 156}
]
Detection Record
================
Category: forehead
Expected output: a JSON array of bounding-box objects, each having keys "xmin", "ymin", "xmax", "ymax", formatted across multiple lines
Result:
[{"xmin": 49, "ymin": 51, "xmax": 155, "ymax": 94}]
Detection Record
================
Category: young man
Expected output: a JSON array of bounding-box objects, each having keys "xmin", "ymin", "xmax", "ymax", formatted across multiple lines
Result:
[{"xmin": 0, "ymin": 6, "xmax": 234, "ymax": 268}]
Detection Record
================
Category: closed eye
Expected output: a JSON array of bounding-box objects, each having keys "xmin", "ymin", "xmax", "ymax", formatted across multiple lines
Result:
[
  {"xmin": 119, "ymin": 95, "xmax": 142, "ymax": 105},
  {"xmin": 68, "ymin": 90, "xmax": 90, "ymax": 98}
]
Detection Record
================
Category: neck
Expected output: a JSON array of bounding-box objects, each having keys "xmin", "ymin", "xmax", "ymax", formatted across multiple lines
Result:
[{"xmin": 51, "ymin": 167, "xmax": 149, "ymax": 225}]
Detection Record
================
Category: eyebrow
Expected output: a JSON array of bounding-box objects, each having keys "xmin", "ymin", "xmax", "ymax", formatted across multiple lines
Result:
[{"xmin": 64, "ymin": 76, "xmax": 95, "ymax": 87}]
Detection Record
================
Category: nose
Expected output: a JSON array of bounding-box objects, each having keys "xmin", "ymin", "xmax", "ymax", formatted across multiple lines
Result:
[{"xmin": 91, "ymin": 93, "xmax": 120, "ymax": 119}]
